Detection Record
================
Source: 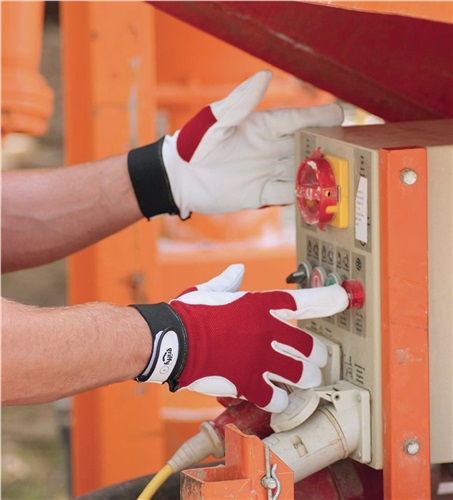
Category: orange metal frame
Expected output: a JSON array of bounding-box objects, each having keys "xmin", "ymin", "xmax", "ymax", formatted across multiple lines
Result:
[
  {"xmin": 379, "ymin": 148, "xmax": 430, "ymax": 498},
  {"xmin": 182, "ymin": 424, "xmax": 294, "ymax": 499}
]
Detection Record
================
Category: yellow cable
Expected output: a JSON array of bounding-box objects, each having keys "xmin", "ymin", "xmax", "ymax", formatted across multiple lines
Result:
[{"xmin": 137, "ymin": 463, "xmax": 174, "ymax": 500}]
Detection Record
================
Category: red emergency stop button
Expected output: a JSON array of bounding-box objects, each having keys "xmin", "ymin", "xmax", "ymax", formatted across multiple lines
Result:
[
  {"xmin": 296, "ymin": 148, "xmax": 338, "ymax": 230},
  {"xmin": 342, "ymin": 280, "xmax": 365, "ymax": 309}
]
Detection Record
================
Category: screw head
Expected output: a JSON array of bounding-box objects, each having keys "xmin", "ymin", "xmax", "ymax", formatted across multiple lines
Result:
[
  {"xmin": 403, "ymin": 438, "xmax": 420, "ymax": 455},
  {"xmin": 400, "ymin": 169, "xmax": 418, "ymax": 185}
]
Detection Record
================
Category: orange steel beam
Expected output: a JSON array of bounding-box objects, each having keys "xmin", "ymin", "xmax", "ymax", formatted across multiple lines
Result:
[
  {"xmin": 379, "ymin": 148, "xmax": 430, "ymax": 498},
  {"xmin": 61, "ymin": 3, "xmax": 165, "ymax": 495}
]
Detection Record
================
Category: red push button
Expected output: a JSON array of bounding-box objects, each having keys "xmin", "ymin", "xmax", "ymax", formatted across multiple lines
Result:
[
  {"xmin": 311, "ymin": 266, "xmax": 327, "ymax": 287},
  {"xmin": 342, "ymin": 280, "xmax": 365, "ymax": 309}
]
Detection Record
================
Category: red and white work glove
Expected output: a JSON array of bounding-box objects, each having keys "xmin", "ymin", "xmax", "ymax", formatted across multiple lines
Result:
[
  {"xmin": 128, "ymin": 70, "xmax": 344, "ymax": 220},
  {"xmin": 131, "ymin": 264, "xmax": 349, "ymax": 413}
]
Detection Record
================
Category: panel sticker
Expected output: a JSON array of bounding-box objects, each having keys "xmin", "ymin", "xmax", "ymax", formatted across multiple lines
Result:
[
  {"xmin": 355, "ymin": 176, "xmax": 368, "ymax": 244},
  {"xmin": 354, "ymin": 149, "xmax": 372, "ymax": 252}
]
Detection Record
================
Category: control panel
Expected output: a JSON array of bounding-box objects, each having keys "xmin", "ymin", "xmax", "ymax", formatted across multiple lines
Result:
[{"xmin": 291, "ymin": 119, "xmax": 453, "ymax": 469}]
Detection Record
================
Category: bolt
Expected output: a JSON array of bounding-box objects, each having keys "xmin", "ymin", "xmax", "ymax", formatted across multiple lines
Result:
[
  {"xmin": 403, "ymin": 439, "xmax": 420, "ymax": 455},
  {"xmin": 261, "ymin": 477, "xmax": 277, "ymax": 490},
  {"xmin": 400, "ymin": 169, "xmax": 418, "ymax": 185}
]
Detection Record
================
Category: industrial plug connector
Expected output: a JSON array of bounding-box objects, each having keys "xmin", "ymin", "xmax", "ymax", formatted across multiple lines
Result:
[
  {"xmin": 138, "ymin": 400, "xmax": 272, "ymax": 499},
  {"xmin": 263, "ymin": 381, "xmax": 371, "ymax": 483},
  {"xmin": 167, "ymin": 420, "xmax": 225, "ymax": 473}
]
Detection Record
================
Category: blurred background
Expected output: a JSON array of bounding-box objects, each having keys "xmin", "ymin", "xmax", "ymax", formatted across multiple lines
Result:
[{"xmin": 2, "ymin": 3, "xmax": 70, "ymax": 499}]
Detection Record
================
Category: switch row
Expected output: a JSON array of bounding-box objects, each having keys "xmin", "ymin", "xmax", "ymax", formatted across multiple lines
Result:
[{"xmin": 286, "ymin": 261, "xmax": 365, "ymax": 309}]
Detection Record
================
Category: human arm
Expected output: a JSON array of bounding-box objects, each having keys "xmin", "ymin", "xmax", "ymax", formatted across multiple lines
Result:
[
  {"xmin": 2, "ymin": 70, "xmax": 343, "ymax": 273},
  {"xmin": 1, "ymin": 297, "xmax": 151, "ymax": 405},
  {"xmin": 1, "ymin": 154, "xmax": 142, "ymax": 273},
  {"xmin": 2, "ymin": 265, "xmax": 350, "ymax": 411}
]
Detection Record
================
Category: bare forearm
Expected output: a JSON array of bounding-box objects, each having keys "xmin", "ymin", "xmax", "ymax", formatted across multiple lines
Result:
[
  {"xmin": 1, "ymin": 154, "xmax": 143, "ymax": 272},
  {"xmin": 2, "ymin": 298, "xmax": 151, "ymax": 405}
]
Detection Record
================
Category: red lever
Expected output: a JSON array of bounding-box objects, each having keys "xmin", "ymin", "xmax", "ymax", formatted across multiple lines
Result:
[{"xmin": 296, "ymin": 148, "xmax": 338, "ymax": 231}]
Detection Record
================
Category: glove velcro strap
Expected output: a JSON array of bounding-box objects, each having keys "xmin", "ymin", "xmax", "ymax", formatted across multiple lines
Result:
[
  {"xmin": 127, "ymin": 138, "xmax": 180, "ymax": 219},
  {"xmin": 130, "ymin": 303, "xmax": 188, "ymax": 390}
]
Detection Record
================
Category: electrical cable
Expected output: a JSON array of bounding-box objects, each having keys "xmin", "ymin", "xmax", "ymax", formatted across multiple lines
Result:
[
  {"xmin": 136, "ymin": 400, "xmax": 272, "ymax": 498},
  {"xmin": 137, "ymin": 463, "xmax": 174, "ymax": 500}
]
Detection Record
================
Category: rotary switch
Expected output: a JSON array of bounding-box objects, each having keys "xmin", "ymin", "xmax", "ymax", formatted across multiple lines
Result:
[{"xmin": 296, "ymin": 148, "xmax": 338, "ymax": 230}]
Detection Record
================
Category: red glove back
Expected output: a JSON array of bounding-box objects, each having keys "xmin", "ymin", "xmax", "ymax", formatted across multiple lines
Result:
[{"xmin": 168, "ymin": 264, "xmax": 348, "ymax": 413}]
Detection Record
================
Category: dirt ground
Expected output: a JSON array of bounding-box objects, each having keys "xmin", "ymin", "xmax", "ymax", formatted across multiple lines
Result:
[{"xmin": 2, "ymin": 5, "xmax": 70, "ymax": 499}]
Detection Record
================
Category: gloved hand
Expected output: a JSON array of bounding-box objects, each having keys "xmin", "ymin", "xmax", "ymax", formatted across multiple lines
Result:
[
  {"xmin": 131, "ymin": 264, "xmax": 349, "ymax": 413},
  {"xmin": 128, "ymin": 70, "xmax": 344, "ymax": 220}
]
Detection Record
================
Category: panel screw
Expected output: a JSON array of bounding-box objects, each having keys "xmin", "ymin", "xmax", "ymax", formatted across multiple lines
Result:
[
  {"xmin": 403, "ymin": 438, "xmax": 420, "ymax": 455},
  {"xmin": 400, "ymin": 169, "xmax": 418, "ymax": 185}
]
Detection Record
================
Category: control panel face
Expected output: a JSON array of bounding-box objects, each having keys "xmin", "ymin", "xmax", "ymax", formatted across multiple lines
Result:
[
  {"xmin": 295, "ymin": 131, "xmax": 383, "ymax": 468},
  {"xmin": 293, "ymin": 120, "xmax": 453, "ymax": 468}
]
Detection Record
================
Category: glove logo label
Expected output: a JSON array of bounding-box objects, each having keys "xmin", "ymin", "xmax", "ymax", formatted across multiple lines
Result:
[
  {"xmin": 162, "ymin": 347, "xmax": 174, "ymax": 366},
  {"xmin": 148, "ymin": 330, "xmax": 179, "ymax": 382}
]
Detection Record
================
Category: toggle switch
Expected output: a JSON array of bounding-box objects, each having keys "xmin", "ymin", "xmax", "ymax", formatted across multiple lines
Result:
[{"xmin": 286, "ymin": 261, "xmax": 312, "ymax": 287}]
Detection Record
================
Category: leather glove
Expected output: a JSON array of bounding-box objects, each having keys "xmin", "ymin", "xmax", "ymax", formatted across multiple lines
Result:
[
  {"xmin": 128, "ymin": 70, "xmax": 344, "ymax": 220},
  {"xmin": 131, "ymin": 264, "xmax": 349, "ymax": 413}
]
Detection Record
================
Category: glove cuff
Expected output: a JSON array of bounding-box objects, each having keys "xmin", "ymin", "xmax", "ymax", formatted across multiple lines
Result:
[
  {"xmin": 127, "ymin": 138, "xmax": 180, "ymax": 219},
  {"xmin": 130, "ymin": 303, "xmax": 188, "ymax": 390}
]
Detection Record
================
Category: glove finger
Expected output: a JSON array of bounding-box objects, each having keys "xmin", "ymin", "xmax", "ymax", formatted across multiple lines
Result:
[
  {"xmin": 184, "ymin": 376, "xmax": 238, "ymax": 398},
  {"xmin": 259, "ymin": 379, "xmax": 290, "ymax": 413},
  {"xmin": 196, "ymin": 263, "xmax": 245, "ymax": 293},
  {"xmin": 272, "ymin": 334, "xmax": 328, "ymax": 368},
  {"xmin": 176, "ymin": 71, "xmax": 272, "ymax": 163},
  {"xmin": 265, "ymin": 103, "xmax": 344, "ymax": 138},
  {"xmin": 261, "ymin": 179, "xmax": 295, "ymax": 206},
  {"xmin": 271, "ymin": 284, "xmax": 349, "ymax": 321},
  {"xmin": 266, "ymin": 353, "xmax": 324, "ymax": 393},
  {"xmin": 292, "ymin": 360, "xmax": 324, "ymax": 388},
  {"xmin": 210, "ymin": 70, "xmax": 272, "ymax": 127}
]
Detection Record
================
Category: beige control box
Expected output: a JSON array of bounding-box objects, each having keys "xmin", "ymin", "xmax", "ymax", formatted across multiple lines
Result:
[{"xmin": 294, "ymin": 119, "xmax": 453, "ymax": 468}]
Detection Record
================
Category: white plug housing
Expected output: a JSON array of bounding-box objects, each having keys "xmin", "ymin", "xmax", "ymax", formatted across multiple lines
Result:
[{"xmin": 264, "ymin": 381, "xmax": 371, "ymax": 482}]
